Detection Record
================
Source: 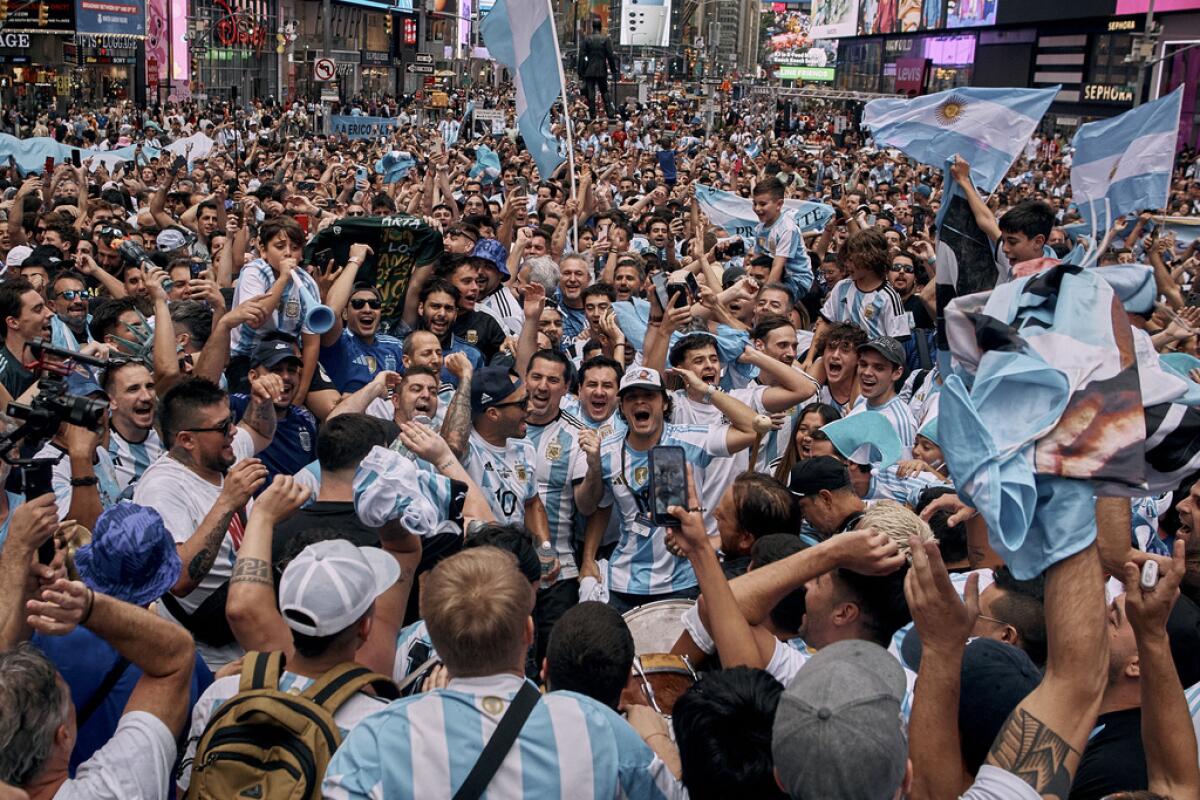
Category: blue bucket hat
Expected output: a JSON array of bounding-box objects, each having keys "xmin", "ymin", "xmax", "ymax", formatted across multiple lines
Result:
[
  {"xmin": 472, "ymin": 238, "xmax": 510, "ymax": 278},
  {"xmin": 75, "ymin": 504, "xmax": 182, "ymax": 607}
]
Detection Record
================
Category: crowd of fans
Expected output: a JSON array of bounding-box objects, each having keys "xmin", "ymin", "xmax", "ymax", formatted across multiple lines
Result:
[{"xmin": 0, "ymin": 84, "xmax": 1198, "ymax": 800}]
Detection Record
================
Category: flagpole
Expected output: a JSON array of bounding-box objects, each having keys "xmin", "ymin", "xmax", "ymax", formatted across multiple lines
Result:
[{"xmin": 545, "ymin": 0, "xmax": 578, "ymax": 251}]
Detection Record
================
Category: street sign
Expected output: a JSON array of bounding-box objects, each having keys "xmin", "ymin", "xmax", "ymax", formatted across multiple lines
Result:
[
  {"xmin": 314, "ymin": 58, "xmax": 336, "ymax": 81},
  {"xmin": 415, "ymin": 53, "xmax": 433, "ymax": 64},
  {"xmin": 406, "ymin": 63, "xmax": 434, "ymax": 74}
]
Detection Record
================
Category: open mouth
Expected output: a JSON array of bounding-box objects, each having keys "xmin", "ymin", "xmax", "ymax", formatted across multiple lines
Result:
[
  {"xmin": 587, "ymin": 396, "xmax": 609, "ymax": 415},
  {"xmin": 414, "ymin": 400, "xmax": 433, "ymax": 415},
  {"xmin": 860, "ymin": 374, "xmax": 877, "ymax": 391},
  {"xmin": 632, "ymin": 409, "xmax": 651, "ymax": 423}
]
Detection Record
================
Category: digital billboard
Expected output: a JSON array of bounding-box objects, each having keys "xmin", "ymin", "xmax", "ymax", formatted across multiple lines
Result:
[
  {"xmin": 811, "ymin": 0, "xmax": 859, "ymax": 40},
  {"xmin": 945, "ymin": 0, "xmax": 998, "ymax": 28},
  {"xmin": 621, "ymin": 0, "xmax": 672, "ymax": 46},
  {"xmin": 762, "ymin": 5, "xmax": 838, "ymax": 77}
]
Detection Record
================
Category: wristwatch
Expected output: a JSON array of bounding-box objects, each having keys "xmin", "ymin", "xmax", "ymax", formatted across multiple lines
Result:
[{"xmin": 70, "ymin": 476, "xmax": 99, "ymax": 487}]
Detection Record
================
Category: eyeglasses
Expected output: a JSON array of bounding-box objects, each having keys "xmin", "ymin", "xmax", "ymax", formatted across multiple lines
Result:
[
  {"xmin": 55, "ymin": 290, "xmax": 89, "ymax": 301},
  {"xmin": 350, "ymin": 297, "xmax": 382, "ymax": 310},
  {"xmin": 889, "ymin": 264, "xmax": 915, "ymax": 274},
  {"xmin": 184, "ymin": 416, "xmax": 236, "ymax": 436},
  {"xmin": 491, "ymin": 396, "xmax": 529, "ymax": 411},
  {"xmin": 975, "ymin": 613, "xmax": 1008, "ymax": 627}
]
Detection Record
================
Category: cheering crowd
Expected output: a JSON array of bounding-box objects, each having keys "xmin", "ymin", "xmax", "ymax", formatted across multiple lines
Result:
[{"xmin": 0, "ymin": 82, "xmax": 1198, "ymax": 800}]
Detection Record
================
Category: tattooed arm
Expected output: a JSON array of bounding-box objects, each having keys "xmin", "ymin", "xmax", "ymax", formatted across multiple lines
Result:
[
  {"xmin": 226, "ymin": 475, "xmax": 310, "ymax": 655},
  {"xmin": 240, "ymin": 371, "xmax": 281, "ymax": 453},
  {"xmin": 170, "ymin": 458, "xmax": 269, "ymax": 596},
  {"xmin": 973, "ymin": 499, "xmax": 1114, "ymax": 799},
  {"xmin": 440, "ymin": 354, "xmax": 473, "ymax": 461}
]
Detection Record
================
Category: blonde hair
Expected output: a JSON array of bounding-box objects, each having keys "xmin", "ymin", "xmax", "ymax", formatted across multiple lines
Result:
[
  {"xmin": 859, "ymin": 500, "xmax": 934, "ymax": 557},
  {"xmin": 421, "ymin": 547, "xmax": 533, "ymax": 677}
]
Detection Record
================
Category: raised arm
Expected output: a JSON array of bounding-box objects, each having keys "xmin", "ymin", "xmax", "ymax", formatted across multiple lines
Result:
[
  {"xmin": 319, "ymin": 244, "xmax": 372, "ymax": 347},
  {"xmin": 948, "ymin": 156, "xmax": 1001, "ymax": 244},
  {"xmin": 1122, "ymin": 539, "xmax": 1200, "ymax": 799},
  {"xmin": 981, "ymin": 498, "xmax": 1113, "ymax": 798},
  {"xmin": 225, "ymin": 475, "xmax": 312, "ymax": 655},
  {"xmin": 171, "ymin": 459, "xmax": 267, "ymax": 596},
  {"xmin": 739, "ymin": 345, "xmax": 816, "ymax": 411}
]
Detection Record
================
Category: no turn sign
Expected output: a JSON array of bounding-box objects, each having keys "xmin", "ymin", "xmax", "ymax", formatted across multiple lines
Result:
[{"xmin": 314, "ymin": 58, "xmax": 336, "ymax": 82}]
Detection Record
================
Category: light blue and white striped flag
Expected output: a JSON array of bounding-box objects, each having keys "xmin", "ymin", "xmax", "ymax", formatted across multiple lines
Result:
[
  {"xmin": 481, "ymin": 0, "xmax": 565, "ymax": 179},
  {"xmin": 863, "ymin": 86, "xmax": 1059, "ymax": 193},
  {"xmin": 1070, "ymin": 86, "xmax": 1183, "ymax": 232},
  {"xmin": 693, "ymin": 183, "xmax": 834, "ymax": 238}
]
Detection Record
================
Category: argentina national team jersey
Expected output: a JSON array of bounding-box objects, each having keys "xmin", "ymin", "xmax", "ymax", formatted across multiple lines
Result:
[
  {"xmin": 464, "ymin": 430, "xmax": 538, "ymax": 526},
  {"xmin": 847, "ymin": 395, "xmax": 917, "ymax": 459},
  {"xmin": 323, "ymin": 673, "xmax": 686, "ymax": 800},
  {"xmin": 107, "ymin": 426, "xmax": 164, "ymax": 495},
  {"xmin": 319, "ymin": 329, "xmax": 405, "ymax": 393},
  {"xmin": 820, "ymin": 277, "xmax": 912, "ymax": 340},
  {"xmin": 754, "ymin": 212, "xmax": 813, "ymax": 298},
  {"xmin": 392, "ymin": 619, "xmax": 436, "ymax": 683},
  {"xmin": 560, "ymin": 394, "xmax": 626, "ymax": 440},
  {"xmin": 525, "ymin": 411, "xmax": 589, "ymax": 580},
  {"xmin": 868, "ymin": 465, "xmax": 948, "ymax": 506},
  {"xmin": 230, "ymin": 259, "xmax": 322, "ymax": 358},
  {"xmin": 597, "ymin": 424, "xmax": 731, "ymax": 596}
]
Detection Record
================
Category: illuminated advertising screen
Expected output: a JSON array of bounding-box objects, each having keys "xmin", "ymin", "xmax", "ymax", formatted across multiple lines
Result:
[
  {"xmin": 811, "ymin": 0, "xmax": 859, "ymax": 40},
  {"xmin": 945, "ymin": 0, "xmax": 998, "ymax": 28},
  {"xmin": 621, "ymin": 0, "xmax": 672, "ymax": 47},
  {"xmin": 762, "ymin": 6, "xmax": 838, "ymax": 76}
]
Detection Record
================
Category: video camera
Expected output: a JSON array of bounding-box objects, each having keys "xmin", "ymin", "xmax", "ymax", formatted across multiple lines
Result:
[{"xmin": 0, "ymin": 338, "xmax": 110, "ymax": 564}]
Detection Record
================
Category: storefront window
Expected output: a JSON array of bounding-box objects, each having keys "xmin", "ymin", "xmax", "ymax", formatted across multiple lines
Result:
[
  {"xmin": 1091, "ymin": 34, "xmax": 1138, "ymax": 85},
  {"xmin": 837, "ymin": 40, "xmax": 882, "ymax": 92}
]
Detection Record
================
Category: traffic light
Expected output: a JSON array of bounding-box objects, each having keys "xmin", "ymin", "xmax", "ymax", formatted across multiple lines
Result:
[
  {"xmin": 37, "ymin": 1, "xmax": 48, "ymax": 26},
  {"xmin": 277, "ymin": 32, "xmax": 286, "ymax": 54},
  {"xmin": 0, "ymin": 0, "xmax": 9, "ymax": 24},
  {"xmin": 385, "ymin": 14, "xmax": 393, "ymax": 37}
]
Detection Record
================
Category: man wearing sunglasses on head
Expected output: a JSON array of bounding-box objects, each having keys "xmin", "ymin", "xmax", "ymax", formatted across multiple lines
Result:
[{"xmin": 317, "ymin": 243, "xmax": 405, "ymax": 393}]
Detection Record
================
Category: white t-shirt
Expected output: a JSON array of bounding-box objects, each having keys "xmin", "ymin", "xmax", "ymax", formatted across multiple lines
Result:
[
  {"xmin": 960, "ymin": 765, "xmax": 1041, "ymax": 799},
  {"xmin": 54, "ymin": 711, "xmax": 176, "ymax": 800},
  {"xmin": 133, "ymin": 428, "xmax": 257, "ymax": 669},
  {"xmin": 178, "ymin": 671, "xmax": 389, "ymax": 791}
]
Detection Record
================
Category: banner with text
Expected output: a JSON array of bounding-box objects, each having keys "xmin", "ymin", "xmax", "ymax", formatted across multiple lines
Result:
[{"xmin": 330, "ymin": 115, "xmax": 401, "ymax": 140}]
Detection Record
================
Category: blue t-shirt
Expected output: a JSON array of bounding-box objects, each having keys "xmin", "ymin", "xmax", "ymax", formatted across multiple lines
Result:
[
  {"xmin": 33, "ymin": 627, "xmax": 213, "ymax": 775},
  {"xmin": 320, "ymin": 329, "xmax": 405, "ymax": 393},
  {"xmin": 229, "ymin": 395, "xmax": 318, "ymax": 482}
]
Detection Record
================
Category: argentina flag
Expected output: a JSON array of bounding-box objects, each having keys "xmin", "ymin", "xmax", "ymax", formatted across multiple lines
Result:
[
  {"xmin": 1070, "ymin": 86, "xmax": 1183, "ymax": 232},
  {"xmin": 481, "ymin": 0, "xmax": 565, "ymax": 179},
  {"xmin": 693, "ymin": 183, "xmax": 834, "ymax": 238},
  {"xmin": 863, "ymin": 86, "xmax": 1059, "ymax": 193}
]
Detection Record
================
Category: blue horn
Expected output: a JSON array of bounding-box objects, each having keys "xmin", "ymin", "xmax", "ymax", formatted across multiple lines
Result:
[{"xmin": 292, "ymin": 274, "xmax": 336, "ymax": 334}]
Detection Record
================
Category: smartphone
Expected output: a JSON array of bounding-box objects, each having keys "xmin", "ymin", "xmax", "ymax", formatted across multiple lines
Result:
[
  {"xmin": 648, "ymin": 446, "xmax": 687, "ymax": 527},
  {"xmin": 652, "ymin": 272, "xmax": 672, "ymax": 309},
  {"xmin": 44, "ymin": 156, "xmax": 55, "ymax": 174},
  {"xmin": 665, "ymin": 281, "xmax": 689, "ymax": 308},
  {"xmin": 722, "ymin": 239, "xmax": 746, "ymax": 257},
  {"xmin": 295, "ymin": 213, "xmax": 310, "ymax": 234},
  {"xmin": 172, "ymin": 153, "xmax": 187, "ymax": 172},
  {"xmin": 515, "ymin": 177, "xmax": 529, "ymax": 196},
  {"xmin": 831, "ymin": 184, "xmax": 843, "ymax": 200},
  {"xmin": 226, "ymin": 178, "xmax": 239, "ymax": 195},
  {"xmin": 71, "ymin": 149, "xmax": 82, "ymax": 168},
  {"xmin": 23, "ymin": 461, "xmax": 56, "ymax": 564},
  {"xmin": 355, "ymin": 166, "xmax": 368, "ymax": 183}
]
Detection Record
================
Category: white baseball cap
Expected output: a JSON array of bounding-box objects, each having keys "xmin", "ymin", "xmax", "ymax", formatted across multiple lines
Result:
[
  {"xmin": 618, "ymin": 365, "xmax": 664, "ymax": 395},
  {"xmin": 4, "ymin": 245, "xmax": 32, "ymax": 269},
  {"xmin": 278, "ymin": 539, "xmax": 399, "ymax": 636}
]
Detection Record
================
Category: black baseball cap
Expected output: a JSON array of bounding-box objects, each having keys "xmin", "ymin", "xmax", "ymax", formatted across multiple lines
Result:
[
  {"xmin": 788, "ymin": 456, "xmax": 851, "ymax": 497},
  {"xmin": 857, "ymin": 336, "xmax": 905, "ymax": 367},
  {"xmin": 470, "ymin": 366, "xmax": 522, "ymax": 414},
  {"xmin": 250, "ymin": 338, "xmax": 301, "ymax": 369}
]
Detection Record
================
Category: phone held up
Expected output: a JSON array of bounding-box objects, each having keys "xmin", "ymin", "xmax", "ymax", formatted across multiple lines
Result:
[{"xmin": 649, "ymin": 446, "xmax": 687, "ymax": 527}]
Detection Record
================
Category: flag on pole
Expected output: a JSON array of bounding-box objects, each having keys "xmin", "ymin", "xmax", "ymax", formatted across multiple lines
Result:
[
  {"xmin": 481, "ymin": 0, "xmax": 565, "ymax": 179},
  {"xmin": 693, "ymin": 183, "xmax": 834, "ymax": 238},
  {"xmin": 1070, "ymin": 86, "xmax": 1183, "ymax": 232},
  {"xmin": 863, "ymin": 86, "xmax": 1059, "ymax": 193}
]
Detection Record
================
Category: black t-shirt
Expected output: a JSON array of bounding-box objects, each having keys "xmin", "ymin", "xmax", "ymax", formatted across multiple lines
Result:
[
  {"xmin": 0, "ymin": 344, "xmax": 34, "ymax": 399},
  {"xmin": 271, "ymin": 501, "xmax": 380, "ymax": 566},
  {"xmin": 453, "ymin": 310, "xmax": 506, "ymax": 363},
  {"xmin": 904, "ymin": 294, "xmax": 935, "ymax": 330},
  {"xmin": 1069, "ymin": 708, "xmax": 1147, "ymax": 800}
]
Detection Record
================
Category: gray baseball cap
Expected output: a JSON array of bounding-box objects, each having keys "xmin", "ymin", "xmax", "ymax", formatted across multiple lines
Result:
[
  {"xmin": 772, "ymin": 639, "xmax": 907, "ymax": 800},
  {"xmin": 857, "ymin": 335, "xmax": 905, "ymax": 367}
]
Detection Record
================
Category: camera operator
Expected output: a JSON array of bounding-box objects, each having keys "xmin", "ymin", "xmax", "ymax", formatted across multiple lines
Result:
[
  {"xmin": 0, "ymin": 278, "xmax": 54, "ymax": 398},
  {"xmin": 32, "ymin": 395, "xmax": 121, "ymax": 532}
]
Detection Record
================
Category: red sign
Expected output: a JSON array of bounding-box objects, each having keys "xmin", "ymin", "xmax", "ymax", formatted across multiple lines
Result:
[
  {"xmin": 214, "ymin": 0, "xmax": 268, "ymax": 51},
  {"xmin": 148, "ymin": 56, "xmax": 159, "ymax": 92},
  {"xmin": 403, "ymin": 18, "xmax": 418, "ymax": 46},
  {"xmin": 894, "ymin": 57, "xmax": 929, "ymax": 95}
]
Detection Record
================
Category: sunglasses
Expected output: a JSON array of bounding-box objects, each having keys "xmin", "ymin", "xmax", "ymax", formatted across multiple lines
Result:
[
  {"xmin": 184, "ymin": 415, "xmax": 236, "ymax": 436},
  {"xmin": 889, "ymin": 264, "xmax": 915, "ymax": 274},
  {"xmin": 349, "ymin": 297, "xmax": 382, "ymax": 310},
  {"xmin": 491, "ymin": 396, "xmax": 529, "ymax": 411},
  {"xmin": 56, "ymin": 290, "xmax": 89, "ymax": 301}
]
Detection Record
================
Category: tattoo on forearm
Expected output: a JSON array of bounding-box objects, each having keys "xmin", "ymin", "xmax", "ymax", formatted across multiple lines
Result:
[
  {"xmin": 187, "ymin": 510, "xmax": 236, "ymax": 582},
  {"xmin": 442, "ymin": 381, "xmax": 471, "ymax": 457},
  {"xmin": 988, "ymin": 708, "xmax": 1078, "ymax": 799},
  {"xmin": 250, "ymin": 397, "xmax": 277, "ymax": 438},
  {"xmin": 230, "ymin": 557, "xmax": 274, "ymax": 586}
]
